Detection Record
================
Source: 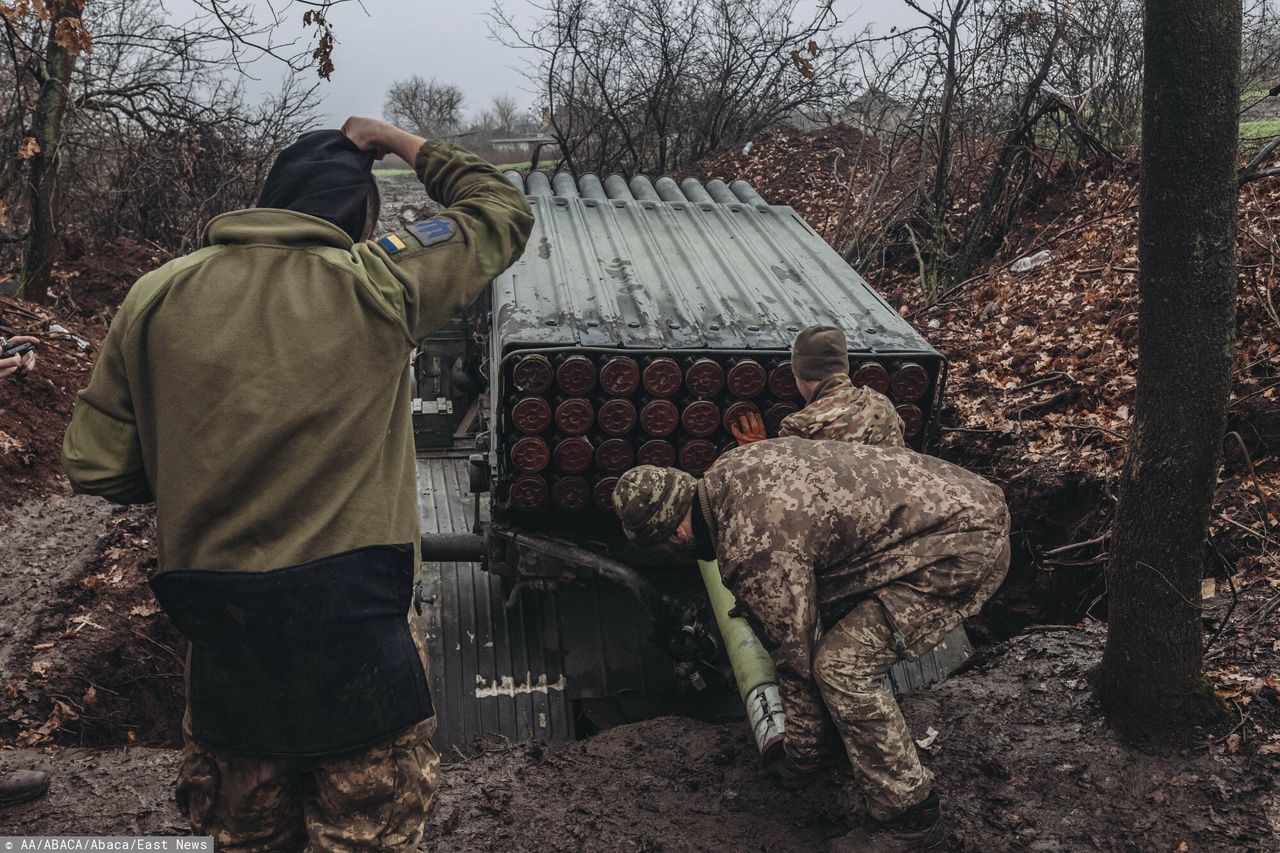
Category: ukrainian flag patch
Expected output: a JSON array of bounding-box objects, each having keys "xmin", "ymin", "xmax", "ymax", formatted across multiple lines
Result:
[
  {"xmin": 377, "ymin": 233, "xmax": 407, "ymax": 254},
  {"xmin": 406, "ymin": 218, "xmax": 456, "ymax": 247}
]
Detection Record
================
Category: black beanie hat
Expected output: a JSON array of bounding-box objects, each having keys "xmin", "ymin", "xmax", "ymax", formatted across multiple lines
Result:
[{"xmin": 257, "ymin": 130, "xmax": 379, "ymax": 242}]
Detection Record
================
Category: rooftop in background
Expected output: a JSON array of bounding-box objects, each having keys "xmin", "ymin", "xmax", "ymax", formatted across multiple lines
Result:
[{"xmin": 492, "ymin": 170, "xmax": 938, "ymax": 356}]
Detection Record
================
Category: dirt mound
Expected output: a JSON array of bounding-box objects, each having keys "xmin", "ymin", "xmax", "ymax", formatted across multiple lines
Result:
[
  {"xmin": 1, "ymin": 238, "xmax": 163, "ymax": 497},
  {"xmin": 700, "ymin": 130, "xmax": 1280, "ymax": 637},
  {"xmin": 50, "ymin": 237, "xmax": 167, "ymax": 324},
  {"xmin": 0, "ymin": 296, "xmax": 98, "ymax": 496},
  {"xmin": 0, "ymin": 499, "xmax": 182, "ymax": 750},
  {"xmin": 692, "ymin": 125, "xmax": 910, "ymax": 262}
]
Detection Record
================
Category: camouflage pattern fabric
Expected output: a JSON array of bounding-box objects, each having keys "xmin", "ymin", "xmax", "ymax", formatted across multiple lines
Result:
[
  {"xmin": 614, "ymin": 465, "xmax": 697, "ymax": 547},
  {"xmin": 778, "ymin": 373, "xmax": 905, "ymax": 447},
  {"xmin": 814, "ymin": 540, "xmax": 1011, "ymax": 821},
  {"xmin": 176, "ymin": 716, "xmax": 439, "ymax": 852},
  {"xmin": 699, "ymin": 438, "xmax": 1010, "ymax": 784}
]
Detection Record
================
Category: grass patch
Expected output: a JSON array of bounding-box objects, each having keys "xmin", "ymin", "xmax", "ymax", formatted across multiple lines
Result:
[
  {"xmin": 1240, "ymin": 120, "xmax": 1280, "ymax": 157},
  {"xmin": 1240, "ymin": 118, "xmax": 1280, "ymax": 142}
]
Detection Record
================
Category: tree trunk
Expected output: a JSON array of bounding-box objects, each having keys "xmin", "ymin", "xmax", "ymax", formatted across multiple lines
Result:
[
  {"xmin": 17, "ymin": 14, "xmax": 77, "ymax": 302},
  {"xmin": 1098, "ymin": 0, "xmax": 1240, "ymax": 732}
]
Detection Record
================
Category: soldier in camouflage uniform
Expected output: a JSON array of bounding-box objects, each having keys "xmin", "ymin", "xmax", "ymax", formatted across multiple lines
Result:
[
  {"xmin": 781, "ymin": 325, "xmax": 904, "ymax": 446},
  {"xmin": 63, "ymin": 117, "xmax": 533, "ymax": 850},
  {"xmin": 614, "ymin": 440, "xmax": 1010, "ymax": 852},
  {"xmin": 731, "ymin": 325, "xmax": 904, "ymax": 447}
]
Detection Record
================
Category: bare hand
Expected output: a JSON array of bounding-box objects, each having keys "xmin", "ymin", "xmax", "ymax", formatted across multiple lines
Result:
[
  {"xmin": 341, "ymin": 116, "xmax": 428, "ymax": 168},
  {"xmin": 729, "ymin": 411, "xmax": 767, "ymax": 446},
  {"xmin": 0, "ymin": 335, "xmax": 38, "ymax": 380},
  {"xmin": 340, "ymin": 116, "xmax": 398, "ymax": 158}
]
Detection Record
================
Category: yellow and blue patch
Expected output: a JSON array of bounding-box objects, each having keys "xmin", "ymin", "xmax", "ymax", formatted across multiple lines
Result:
[
  {"xmin": 407, "ymin": 217, "xmax": 456, "ymax": 248},
  {"xmin": 376, "ymin": 233, "xmax": 407, "ymax": 254}
]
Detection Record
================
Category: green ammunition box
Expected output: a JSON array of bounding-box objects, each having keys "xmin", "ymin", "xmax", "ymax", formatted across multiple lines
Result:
[{"xmin": 412, "ymin": 397, "xmax": 455, "ymax": 449}]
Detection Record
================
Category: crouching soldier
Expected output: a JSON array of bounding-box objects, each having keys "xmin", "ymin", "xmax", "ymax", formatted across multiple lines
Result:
[
  {"xmin": 730, "ymin": 324, "xmax": 903, "ymax": 447},
  {"xmin": 612, "ymin": 439, "xmax": 1010, "ymax": 851}
]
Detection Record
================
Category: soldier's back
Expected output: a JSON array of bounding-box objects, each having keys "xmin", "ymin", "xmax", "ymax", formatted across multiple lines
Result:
[{"xmin": 779, "ymin": 376, "xmax": 905, "ymax": 447}]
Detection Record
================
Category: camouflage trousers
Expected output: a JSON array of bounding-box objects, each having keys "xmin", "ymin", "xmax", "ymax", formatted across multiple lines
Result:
[
  {"xmin": 812, "ymin": 538, "xmax": 1011, "ymax": 821},
  {"xmin": 176, "ymin": 716, "xmax": 439, "ymax": 852}
]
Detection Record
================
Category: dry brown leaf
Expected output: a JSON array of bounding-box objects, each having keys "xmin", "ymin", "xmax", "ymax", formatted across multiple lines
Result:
[
  {"xmin": 17, "ymin": 136, "xmax": 40, "ymax": 160},
  {"xmin": 53, "ymin": 15, "xmax": 92, "ymax": 54},
  {"xmin": 0, "ymin": 1, "xmax": 32, "ymax": 22},
  {"xmin": 17, "ymin": 697, "xmax": 78, "ymax": 747}
]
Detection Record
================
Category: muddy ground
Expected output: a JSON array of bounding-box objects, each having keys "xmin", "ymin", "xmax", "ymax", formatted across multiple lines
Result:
[
  {"xmin": 3, "ymin": 593, "xmax": 1277, "ymax": 849},
  {"xmin": 1, "ymin": 492, "xmax": 1277, "ymax": 849}
]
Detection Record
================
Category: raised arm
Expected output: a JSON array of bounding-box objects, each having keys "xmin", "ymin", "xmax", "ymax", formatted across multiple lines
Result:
[{"xmin": 343, "ymin": 117, "xmax": 534, "ymax": 343}]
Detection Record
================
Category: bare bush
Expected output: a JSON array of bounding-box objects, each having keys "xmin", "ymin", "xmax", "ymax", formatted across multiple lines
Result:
[
  {"xmin": 103, "ymin": 78, "xmax": 319, "ymax": 252},
  {"xmin": 491, "ymin": 0, "xmax": 859, "ymax": 176},
  {"xmin": 1242, "ymin": 0, "xmax": 1280, "ymax": 92},
  {"xmin": 821, "ymin": 0, "xmax": 1149, "ymax": 297},
  {"xmin": 384, "ymin": 76, "xmax": 466, "ymax": 138}
]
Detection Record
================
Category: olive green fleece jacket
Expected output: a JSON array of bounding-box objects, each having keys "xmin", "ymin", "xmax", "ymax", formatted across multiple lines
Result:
[{"xmin": 62, "ymin": 140, "xmax": 533, "ymax": 573}]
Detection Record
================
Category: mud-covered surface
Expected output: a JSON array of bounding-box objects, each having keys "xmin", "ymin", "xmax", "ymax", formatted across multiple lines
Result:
[
  {"xmin": 4, "ymin": 627, "xmax": 1276, "ymax": 851},
  {"xmin": 374, "ymin": 173, "xmax": 442, "ymax": 236},
  {"xmin": 0, "ymin": 493, "xmax": 181, "ymax": 750},
  {"xmin": 0, "ymin": 748, "xmax": 183, "ymax": 836}
]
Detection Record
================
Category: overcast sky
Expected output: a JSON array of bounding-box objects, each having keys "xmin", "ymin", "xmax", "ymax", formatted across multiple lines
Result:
[{"xmin": 170, "ymin": 0, "xmax": 920, "ymax": 128}]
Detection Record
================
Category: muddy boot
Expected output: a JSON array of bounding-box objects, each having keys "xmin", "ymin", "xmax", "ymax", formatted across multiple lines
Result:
[
  {"xmin": 828, "ymin": 790, "xmax": 944, "ymax": 852},
  {"xmin": 0, "ymin": 770, "xmax": 50, "ymax": 807}
]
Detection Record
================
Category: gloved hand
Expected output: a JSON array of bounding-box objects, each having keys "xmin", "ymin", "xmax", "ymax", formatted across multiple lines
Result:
[
  {"xmin": 729, "ymin": 411, "xmax": 767, "ymax": 446},
  {"xmin": 766, "ymin": 756, "xmax": 820, "ymax": 791}
]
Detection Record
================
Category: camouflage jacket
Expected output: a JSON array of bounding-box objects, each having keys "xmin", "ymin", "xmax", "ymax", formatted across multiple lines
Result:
[
  {"xmin": 778, "ymin": 373, "xmax": 904, "ymax": 447},
  {"xmin": 698, "ymin": 438, "xmax": 1009, "ymax": 767}
]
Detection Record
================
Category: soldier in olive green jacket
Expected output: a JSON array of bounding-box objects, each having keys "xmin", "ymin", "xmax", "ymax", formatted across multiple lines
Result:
[{"xmin": 62, "ymin": 117, "xmax": 533, "ymax": 851}]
